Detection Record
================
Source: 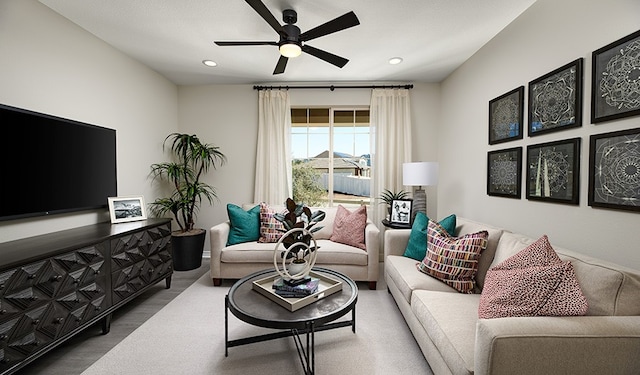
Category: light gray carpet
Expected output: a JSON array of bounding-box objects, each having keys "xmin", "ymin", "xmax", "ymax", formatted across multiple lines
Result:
[{"xmin": 81, "ymin": 270, "xmax": 433, "ymax": 375}]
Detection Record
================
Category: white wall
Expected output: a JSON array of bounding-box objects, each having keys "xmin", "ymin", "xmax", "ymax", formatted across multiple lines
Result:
[
  {"xmin": 178, "ymin": 83, "xmax": 440, "ymax": 252},
  {"xmin": 439, "ymin": 0, "xmax": 640, "ymax": 269},
  {"xmin": 0, "ymin": 0, "xmax": 178, "ymax": 242}
]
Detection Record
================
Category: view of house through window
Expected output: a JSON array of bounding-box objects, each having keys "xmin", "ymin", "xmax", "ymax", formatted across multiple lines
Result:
[{"xmin": 291, "ymin": 107, "xmax": 371, "ymax": 207}]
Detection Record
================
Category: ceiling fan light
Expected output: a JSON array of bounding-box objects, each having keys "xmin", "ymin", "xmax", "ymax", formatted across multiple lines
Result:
[{"xmin": 279, "ymin": 43, "xmax": 302, "ymax": 58}]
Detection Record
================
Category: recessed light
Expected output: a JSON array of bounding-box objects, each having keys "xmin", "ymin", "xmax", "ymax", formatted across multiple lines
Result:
[
  {"xmin": 389, "ymin": 57, "xmax": 403, "ymax": 65},
  {"xmin": 202, "ymin": 60, "xmax": 217, "ymax": 67}
]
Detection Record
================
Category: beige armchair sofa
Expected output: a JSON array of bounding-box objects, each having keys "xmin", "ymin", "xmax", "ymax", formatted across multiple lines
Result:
[
  {"xmin": 210, "ymin": 204, "xmax": 380, "ymax": 289},
  {"xmin": 384, "ymin": 217, "xmax": 640, "ymax": 375}
]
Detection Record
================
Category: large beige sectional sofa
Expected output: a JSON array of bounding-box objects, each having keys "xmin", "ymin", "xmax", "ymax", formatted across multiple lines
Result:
[
  {"xmin": 210, "ymin": 204, "xmax": 380, "ymax": 289},
  {"xmin": 384, "ymin": 217, "xmax": 640, "ymax": 375}
]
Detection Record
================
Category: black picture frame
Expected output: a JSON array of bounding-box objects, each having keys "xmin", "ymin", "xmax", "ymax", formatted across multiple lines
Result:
[
  {"xmin": 488, "ymin": 86, "xmax": 524, "ymax": 145},
  {"xmin": 526, "ymin": 138, "xmax": 580, "ymax": 205},
  {"xmin": 591, "ymin": 29, "xmax": 640, "ymax": 124},
  {"xmin": 528, "ymin": 58, "xmax": 583, "ymax": 136},
  {"xmin": 390, "ymin": 199, "xmax": 412, "ymax": 225},
  {"xmin": 487, "ymin": 147, "xmax": 522, "ymax": 198},
  {"xmin": 588, "ymin": 127, "xmax": 640, "ymax": 212}
]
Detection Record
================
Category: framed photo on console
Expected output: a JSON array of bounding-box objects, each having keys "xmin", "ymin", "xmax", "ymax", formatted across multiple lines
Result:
[
  {"xmin": 487, "ymin": 147, "xmax": 522, "ymax": 199},
  {"xmin": 528, "ymin": 58, "xmax": 583, "ymax": 136},
  {"xmin": 591, "ymin": 29, "xmax": 640, "ymax": 123},
  {"xmin": 108, "ymin": 196, "xmax": 147, "ymax": 223},
  {"xmin": 526, "ymin": 138, "xmax": 580, "ymax": 205},
  {"xmin": 588, "ymin": 128, "xmax": 640, "ymax": 212},
  {"xmin": 390, "ymin": 199, "xmax": 412, "ymax": 225}
]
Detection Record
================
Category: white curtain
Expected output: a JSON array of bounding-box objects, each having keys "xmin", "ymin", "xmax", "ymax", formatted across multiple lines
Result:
[
  {"xmin": 254, "ymin": 90, "xmax": 292, "ymax": 205},
  {"xmin": 370, "ymin": 88, "xmax": 412, "ymax": 224}
]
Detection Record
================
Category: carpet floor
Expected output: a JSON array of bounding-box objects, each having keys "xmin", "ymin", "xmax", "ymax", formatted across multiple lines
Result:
[{"xmin": 80, "ymin": 268, "xmax": 433, "ymax": 375}]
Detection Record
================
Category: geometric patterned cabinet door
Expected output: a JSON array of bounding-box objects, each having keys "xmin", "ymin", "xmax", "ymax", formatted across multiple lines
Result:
[
  {"xmin": 111, "ymin": 222, "xmax": 172, "ymax": 306},
  {"xmin": 0, "ymin": 218, "xmax": 172, "ymax": 375}
]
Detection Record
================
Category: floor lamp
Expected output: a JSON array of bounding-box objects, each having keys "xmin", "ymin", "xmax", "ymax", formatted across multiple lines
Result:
[{"xmin": 403, "ymin": 162, "xmax": 438, "ymax": 223}]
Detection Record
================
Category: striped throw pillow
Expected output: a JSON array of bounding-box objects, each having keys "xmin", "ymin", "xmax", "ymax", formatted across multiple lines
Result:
[{"xmin": 417, "ymin": 220, "xmax": 488, "ymax": 293}]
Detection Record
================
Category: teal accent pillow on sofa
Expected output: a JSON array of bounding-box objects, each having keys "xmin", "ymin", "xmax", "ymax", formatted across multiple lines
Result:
[
  {"xmin": 227, "ymin": 204, "xmax": 260, "ymax": 245},
  {"xmin": 403, "ymin": 212, "xmax": 456, "ymax": 261}
]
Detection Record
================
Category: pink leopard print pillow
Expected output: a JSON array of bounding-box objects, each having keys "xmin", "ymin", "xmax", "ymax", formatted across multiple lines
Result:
[
  {"xmin": 330, "ymin": 205, "xmax": 367, "ymax": 250},
  {"xmin": 478, "ymin": 235, "xmax": 588, "ymax": 319}
]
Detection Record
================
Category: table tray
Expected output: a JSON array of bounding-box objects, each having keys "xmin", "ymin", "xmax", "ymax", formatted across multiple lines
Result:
[{"xmin": 252, "ymin": 271, "xmax": 343, "ymax": 312}]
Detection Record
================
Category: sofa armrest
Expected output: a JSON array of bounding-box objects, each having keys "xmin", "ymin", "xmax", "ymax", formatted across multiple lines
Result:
[
  {"xmin": 364, "ymin": 221, "xmax": 380, "ymax": 283},
  {"xmin": 209, "ymin": 221, "xmax": 230, "ymax": 279},
  {"xmin": 475, "ymin": 316, "xmax": 640, "ymax": 375},
  {"xmin": 383, "ymin": 228, "xmax": 411, "ymax": 258}
]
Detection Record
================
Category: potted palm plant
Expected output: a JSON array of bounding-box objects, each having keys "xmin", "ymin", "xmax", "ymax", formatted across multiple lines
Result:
[
  {"xmin": 378, "ymin": 188, "xmax": 410, "ymax": 217},
  {"xmin": 149, "ymin": 133, "xmax": 226, "ymax": 271}
]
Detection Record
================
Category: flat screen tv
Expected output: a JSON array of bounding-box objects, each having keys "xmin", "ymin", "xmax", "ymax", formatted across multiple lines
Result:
[{"xmin": 0, "ymin": 104, "xmax": 117, "ymax": 221}]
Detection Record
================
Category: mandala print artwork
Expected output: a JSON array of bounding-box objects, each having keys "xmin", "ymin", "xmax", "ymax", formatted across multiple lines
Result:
[
  {"xmin": 489, "ymin": 87, "xmax": 523, "ymax": 145},
  {"xmin": 526, "ymin": 139, "xmax": 580, "ymax": 204},
  {"xmin": 529, "ymin": 59, "xmax": 582, "ymax": 135},
  {"xmin": 487, "ymin": 148, "xmax": 522, "ymax": 198},
  {"xmin": 590, "ymin": 129, "xmax": 640, "ymax": 211},
  {"xmin": 592, "ymin": 30, "xmax": 640, "ymax": 123}
]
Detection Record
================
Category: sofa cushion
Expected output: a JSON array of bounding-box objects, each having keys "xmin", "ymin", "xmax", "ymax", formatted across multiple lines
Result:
[
  {"xmin": 385, "ymin": 255, "xmax": 459, "ymax": 304},
  {"xmin": 258, "ymin": 202, "xmax": 285, "ymax": 243},
  {"xmin": 221, "ymin": 239, "xmax": 368, "ymax": 266},
  {"xmin": 411, "ymin": 290, "xmax": 480, "ymax": 375},
  {"xmin": 226, "ymin": 204, "xmax": 260, "ymax": 245},
  {"xmin": 418, "ymin": 220, "xmax": 488, "ymax": 293},
  {"xmin": 454, "ymin": 218, "xmax": 504, "ymax": 291},
  {"xmin": 330, "ymin": 205, "xmax": 367, "ymax": 250},
  {"xmin": 478, "ymin": 235, "xmax": 588, "ymax": 319},
  {"xmin": 403, "ymin": 212, "xmax": 456, "ymax": 261}
]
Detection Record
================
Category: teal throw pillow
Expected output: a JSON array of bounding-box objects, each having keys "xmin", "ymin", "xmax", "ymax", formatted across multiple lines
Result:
[
  {"xmin": 403, "ymin": 212, "xmax": 456, "ymax": 261},
  {"xmin": 227, "ymin": 204, "xmax": 260, "ymax": 245}
]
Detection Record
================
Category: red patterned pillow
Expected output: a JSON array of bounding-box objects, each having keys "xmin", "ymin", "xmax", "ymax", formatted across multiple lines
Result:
[
  {"xmin": 417, "ymin": 220, "xmax": 488, "ymax": 293},
  {"xmin": 478, "ymin": 235, "xmax": 589, "ymax": 319},
  {"xmin": 258, "ymin": 202, "xmax": 285, "ymax": 243},
  {"xmin": 330, "ymin": 205, "xmax": 367, "ymax": 250}
]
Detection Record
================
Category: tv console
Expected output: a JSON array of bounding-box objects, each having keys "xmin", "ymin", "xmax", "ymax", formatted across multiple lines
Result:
[{"xmin": 0, "ymin": 218, "xmax": 173, "ymax": 374}]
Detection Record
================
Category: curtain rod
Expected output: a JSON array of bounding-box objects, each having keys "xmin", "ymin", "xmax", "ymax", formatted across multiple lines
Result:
[{"xmin": 253, "ymin": 84, "xmax": 413, "ymax": 91}]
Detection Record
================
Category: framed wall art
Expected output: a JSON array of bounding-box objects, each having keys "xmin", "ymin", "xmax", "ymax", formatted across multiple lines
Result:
[
  {"xmin": 591, "ymin": 29, "xmax": 640, "ymax": 123},
  {"xmin": 526, "ymin": 138, "xmax": 580, "ymax": 205},
  {"xmin": 528, "ymin": 58, "xmax": 583, "ymax": 136},
  {"xmin": 390, "ymin": 199, "xmax": 412, "ymax": 225},
  {"xmin": 108, "ymin": 196, "xmax": 147, "ymax": 223},
  {"xmin": 487, "ymin": 147, "xmax": 522, "ymax": 198},
  {"xmin": 488, "ymin": 86, "xmax": 524, "ymax": 145},
  {"xmin": 588, "ymin": 128, "xmax": 640, "ymax": 212}
]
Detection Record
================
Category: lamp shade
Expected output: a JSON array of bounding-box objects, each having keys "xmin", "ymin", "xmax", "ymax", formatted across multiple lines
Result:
[{"xmin": 403, "ymin": 162, "xmax": 438, "ymax": 186}]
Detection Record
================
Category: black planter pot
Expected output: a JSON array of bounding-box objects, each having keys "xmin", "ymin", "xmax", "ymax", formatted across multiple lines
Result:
[{"xmin": 171, "ymin": 229, "xmax": 206, "ymax": 271}]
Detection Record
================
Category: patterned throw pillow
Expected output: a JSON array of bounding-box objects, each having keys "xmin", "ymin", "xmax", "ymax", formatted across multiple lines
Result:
[
  {"xmin": 417, "ymin": 220, "xmax": 488, "ymax": 293},
  {"xmin": 403, "ymin": 212, "xmax": 456, "ymax": 261},
  {"xmin": 258, "ymin": 202, "xmax": 285, "ymax": 243},
  {"xmin": 226, "ymin": 204, "xmax": 260, "ymax": 245},
  {"xmin": 478, "ymin": 235, "xmax": 589, "ymax": 319},
  {"xmin": 330, "ymin": 205, "xmax": 367, "ymax": 250}
]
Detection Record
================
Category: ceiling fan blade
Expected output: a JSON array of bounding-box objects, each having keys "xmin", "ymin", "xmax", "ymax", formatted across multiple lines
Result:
[
  {"xmin": 245, "ymin": 0, "xmax": 282, "ymax": 34},
  {"xmin": 299, "ymin": 11, "xmax": 360, "ymax": 42},
  {"xmin": 302, "ymin": 45, "xmax": 349, "ymax": 68},
  {"xmin": 273, "ymin": 55, "xmax": 288, "ymax": 75},
  {"xmin": 214, "ymin": 41, "xmax": 277, "ymax": 46}
]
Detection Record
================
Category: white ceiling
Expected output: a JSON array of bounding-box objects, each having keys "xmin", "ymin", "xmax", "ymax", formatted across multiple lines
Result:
[{"xmin": 39, "ymin": 0, "xmax": 536, "ymax": 86}]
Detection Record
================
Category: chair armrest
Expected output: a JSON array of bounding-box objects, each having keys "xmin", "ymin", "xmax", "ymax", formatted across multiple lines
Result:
[
  {"xmin": 364, "ymin": 221, "xmax": 380, "ymax": 282},
  {"xmin": 383, "ymin": 228, "xmax": 411, "ymax": 258},
  {"xmin": 475, "ymin": 316, "xmax": 640, "ymax": 375},
  {"xmin": 209, "ymin": 221, "xmax": 230, "ymax": 278}
]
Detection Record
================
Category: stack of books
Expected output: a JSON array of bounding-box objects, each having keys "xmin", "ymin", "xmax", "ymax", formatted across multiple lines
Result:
[{"xmin": 272, "ymin": 276, "xmax": 320, "ymax": 298}]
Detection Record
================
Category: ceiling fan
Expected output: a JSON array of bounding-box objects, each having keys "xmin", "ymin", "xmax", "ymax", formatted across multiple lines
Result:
[{"xmin": 214, "ymin": 0, "xmax": 360, "ymax": 75}]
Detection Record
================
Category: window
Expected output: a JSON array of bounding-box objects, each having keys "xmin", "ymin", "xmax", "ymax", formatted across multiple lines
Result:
[{"xmin": 291, "ymin": 107, "xmax": 371, "ymax": 207}]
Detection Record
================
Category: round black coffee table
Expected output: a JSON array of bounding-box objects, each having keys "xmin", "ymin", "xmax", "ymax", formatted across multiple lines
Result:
[{"xmin": 225, "ymin": 267, "xmax": 358, "ymax": 375}]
